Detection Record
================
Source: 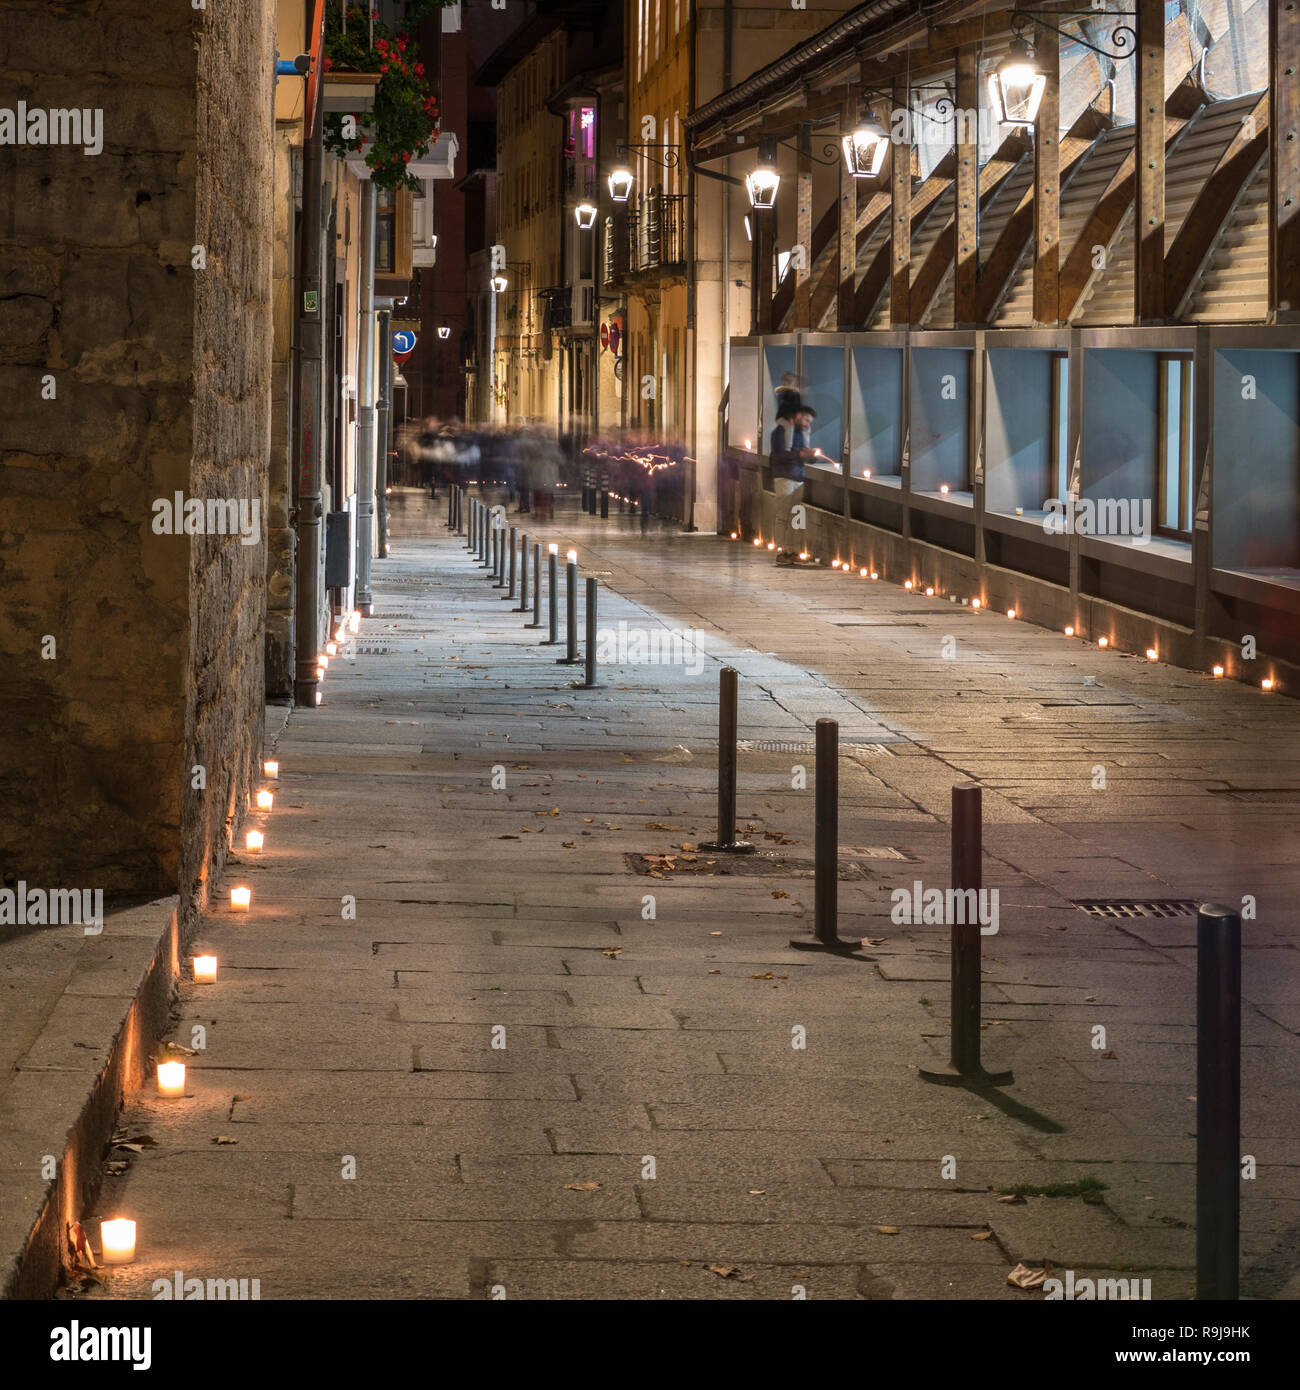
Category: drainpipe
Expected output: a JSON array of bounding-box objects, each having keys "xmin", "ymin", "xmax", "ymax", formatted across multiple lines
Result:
[
  {"xmin": 375, "ymin": 297, "xmax": 392, "ymax": 559},
  {"xmin": 292, "ymin": 27, "xmax": 325, "ymax": 709},
  {"xmin": 354, "ymin": 178, "xmax": 377, "ymax": 615}
]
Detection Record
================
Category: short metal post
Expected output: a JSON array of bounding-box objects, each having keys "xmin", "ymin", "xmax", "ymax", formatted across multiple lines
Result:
[
  {"xmin": 557, "ymin": 553, "xmax": 580, "ymax": 664},
  {"xmin": 542, "ymin": 547, "xmax": 559, "ymax": 644},
  {"xmin": 571, "ymin": 577, "xmax": 600, "ymax": 688},
  {"xmin": 600, "ymin": 488, "xmax": 609, "ymax": 519},
  {"xmin": 526, "ymin": 543, "xmax": 543, "ymax": 628},
  {"xmin": 466, "ymin": 497, "xmax": 475, "ymax": 549},
  {"xmin": 702, "ymin": 667, "xmax": 753, "ymax": 854},
  {"xmin": 1197, "ymin": 903, "xmax": 1241, "ymax": 1301},
  {"xmin": 514, "ymin": 533, "xmax": 530, "ymax": 612},
  {"xmin": 495, "ymin": 523, "xmax": 510, "ymax": 588},
  {"xmin": 503, "ymin": 525, "xmax": 516, "ymax": 598},
  {"xmin": 920, "ymin": 784, "xmax": 1012, "ymax": 1084},
  {"xmin": 791, "ymin": 720, "xmax": 867, "ymax": 954}
]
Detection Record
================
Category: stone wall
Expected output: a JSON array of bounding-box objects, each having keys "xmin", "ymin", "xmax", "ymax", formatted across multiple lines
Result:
[{"xmin": 0, "ymin": 0, "xmax": 275, "ymax": 909}]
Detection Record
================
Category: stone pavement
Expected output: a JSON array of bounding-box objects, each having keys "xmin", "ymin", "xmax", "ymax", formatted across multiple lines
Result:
[{"xmin": 79, "ymin": 497, "xmax": 1300, "ymax": 1300}]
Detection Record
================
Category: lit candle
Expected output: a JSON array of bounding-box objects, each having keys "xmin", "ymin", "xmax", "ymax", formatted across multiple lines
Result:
[
  {"xmin": 230, "ymin": 886, "xmax": 251, "ymax": 912},
  {"xmin": 971, "ymin": 598, "xmax": 981, "ymax": 609},
  {"xmin": 263, "ymin": 760, "xmax": 279, "ymax": 779},
  {"xmin": 548, "ymin": 543, "xmax": 558, "ymax": 555},
  {"xmin": 193, "ymin": 955, "xmax": 217, "ymax": 983},
  {"xmin": 1145, "ymin": 648, "xmax": 1158, "ymax": 661},
  {"xmin": 859, "ymin": 568, "xmax": 868, "ymax": 578},
  {"xmin": 870, "ymin": 571, "xmax": 878, "ymax": 580},
  {"xmin": 1064, "ymin": 625, "xmax": 1075, "ymax": 637},
  {"xmin": 767, "ymin": 542, "xmax": 776, "ymax": 551},
  {"xmin": 1098, "ymin": 637, "xmax": 1109, "ymax": 648},
  {"xmin": 863, "ymin": 469, "xmax": 872, "ymax": 478},
  {"xmin": 939, "ymin": 484, "xmax": 949, "ymax": 495},
  {"xmin": 326, "ymin": 642, "xmax": 338, "ymax": 656},
  {"xmin": 100, "ymin": 1218, "xmax": 136, "ymax": 1264},
  {"xmin": 319, "ymin": 656, "xmax": 329, "ymax": 670},
  {"xmin": 925, "ymin": 586, "xmax": 935, "ymax": 596},
  {"xmin": 1006, "ymin": 608, "xmax": 1017, "ymax": 619},
  {"xmin": 904, "ymin": 580, "xmax": 913, "ymax": 591},
  {"xmin": 316, "ymin": 665, "xmax": 325, "ymax": 681},
  {"xmin": 1262, "ymin": 677, "xmax": 1275, "ymax": 691},
  {"xmin": 245, "ymin": 829, "xmax": 263, "ymax": 853},
  {"xmin": 753, "ymin": 538, "xmax": 762, "ymax": 547},
  {"xmin": 255, "ymin": 790, "xmax": 273, "ymax": 811},
  {"xmin": 315, "ymin": 691, "xmax": 323, "ymax": 706},
  {"xmin": 799, "ymin": 552, "xmax": 809, "ymax": 561},
  {"xmin": 730, "ymin": 531, "xmax": 738, "ymax": 540},
  {"xmin": 1211, "ymin": 664, "xmax": 1224, "ymax": 678},
  {"xmin": 1014, "ymin": 507, "xmax": 1023, "ymax": 516},
  {"xmin": 348, "ymin": 612, "xmax": 360, "ymax": 634},
  {"xmin": 157, "ymin": 1061, "xmax": 186, "ymax": 1098},
  {"xmin": 744, "ymin": 439, "xmax": 753, "ymax": 450}
]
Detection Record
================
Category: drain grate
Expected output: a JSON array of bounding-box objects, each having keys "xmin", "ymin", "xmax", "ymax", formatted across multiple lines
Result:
[
  {"xmin": 1073, "ymin": 899, "xmax": 1198, "ymax": 919},
  {"xmin": 354, "ymin": 646, "xmax": 392, "ymax": 655},
  {"xmin": 842, "ymin": 845, "xmax": 913, "ymax": 861},
  {"xmin": 625, "ymin": 852, "xmax": 872, "ymax": 880}
]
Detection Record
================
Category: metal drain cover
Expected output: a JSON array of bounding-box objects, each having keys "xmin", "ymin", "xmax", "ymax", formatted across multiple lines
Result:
[{"xmin": 1073, "ymin": 899, "xmax": 1198, "ymax": 919}]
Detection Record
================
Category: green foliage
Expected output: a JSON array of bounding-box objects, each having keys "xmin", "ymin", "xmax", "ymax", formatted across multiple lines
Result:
[{"xmin": 322, "ymin": 3, "xmax": 445, "ymax": 191}]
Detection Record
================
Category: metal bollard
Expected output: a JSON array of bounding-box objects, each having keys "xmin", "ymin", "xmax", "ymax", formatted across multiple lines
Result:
[
  {"xmin": 790, "ymin": 720, "xmax": 862, "ymax": 953},
  {"xmin": 503, "ymin": 525, "xmax": 517, "ymax": 599},
  {"xmin": 600, "ymin": 489, "xmax": 609, "ymax": 519},
  {"xmin": 494, "ymin": 523, "xmax": 509, "ymax": 587},
  {"xmin": 571, "ymin": 577, "xmax": 600, "ymax": 688},
  {"xmin": 556, "ymin": 552, "xmax": 580, "ymax": 664},
  {"xmin": 527, "ymin": 543, "xmax": 543, "ymax": 628},
  {"xmin": 541, "ymin": 546, "xmax": 559, "ymax": 644},
  {"xmin": 466, "ymin": 496, "xmax": 475, "ymax": 549},
  {"xmin": 919, "ymin": 784, "xmax": 1013, "ymax": 1085},
  {"xmin": 1197, "ymin": 903, "xmax": 1241, "ymax": 1301},
  {"xmin": 514, "ymin": 533, "xmax": 530, "ymax": 612},
  {"xmin": 702, "ymin": 668, "xmax": 754, "ymax": 854}
]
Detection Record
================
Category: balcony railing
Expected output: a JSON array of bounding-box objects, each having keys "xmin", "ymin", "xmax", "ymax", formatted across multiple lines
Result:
[{"xmin": 602, "ymin": 192, "xmax": 686, "ymax": 285}]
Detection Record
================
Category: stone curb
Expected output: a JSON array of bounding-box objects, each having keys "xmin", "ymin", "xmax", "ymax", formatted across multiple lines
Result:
[{"xmin": 1, "ymin": 896, "xmax": 180, "ymax": 1299}]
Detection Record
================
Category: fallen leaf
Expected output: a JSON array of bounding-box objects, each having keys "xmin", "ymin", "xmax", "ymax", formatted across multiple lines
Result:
[
  {"xmin": 213, "ymin": 1136, "xmax": 239, "ymax": 1145},
  {"xmin": 707, "ymin": 969, "xmax": 721, "ymax": 974},
  {"xmin": 771, "ymin": 890, "xmax": 789, "ymax": 900},
  {"xmin": 1047, "ymin": 924, "xmax": 1067, "ymax": 932},
  {"xmin": 562, "ymin": 841, "xmax": 577, "ymax": 849},
  {"xmin": 1007, "ymin": 1262, "xmax": 1049, "ymax": 1289},
  {"xmin": 747, "ymin": 1190, "xmax": 765, "ymax": 1196},
  {"xmin": 709, "ymin": 931, "xmax": 723, "ymax": 937},
  {"xmin": 1084, "ymin": 995, "xmax": 1097, "ymax": 1002},
  {"xmin": 750, "ymin": 972, "xmax": 775, "ymax": 980},
  {"xmin": 602, "ymin": 948, "xmax": 622, "ymax": 958},
  {"xmin": 971, "ymin": 1230, "xmax": 993, "ymax": 1241},
  {"xmin": 497, "ymin": 834, "xmax": 520, "ymax": 840},
  {"xmin": 707, "ymin": 1264, "xmax": 741, "ymax": 1278},
  {"xmin": 863, "ymin": 937, "xmax": 887, "ymax": 946},
  {"xmin": 564, "ymin": 1181, "xmax": 601, "ymax": 1192},
  {"xmin": 876, "ymin": 1226, "xmax": 901, "ymax": 1235},
  {"xmin": 998, "ymin": 1194, "xmax": 1027, "ymax": 1204},
  {"xmin": 1100, "ymin": 1049, "xmax": 1118, "ymax": 1059}
]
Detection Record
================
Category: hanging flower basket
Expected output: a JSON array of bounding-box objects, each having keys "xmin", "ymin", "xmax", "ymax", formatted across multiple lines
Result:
[{"xmin": 322, "ymin": 2, "xmax": 449, "ymax": 190}]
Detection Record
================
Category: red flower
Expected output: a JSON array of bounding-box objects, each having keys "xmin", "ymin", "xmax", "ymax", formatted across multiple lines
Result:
[
  {"xmin": 380, "ymin": 63, "xmax": 389, "ymax": 73},
  {"xmin": 414, "ymin": 62, "xmax": 425, "ymax": 76},
  {"xmin": 323, "ymin": 56, "xmax": 333, "ymax": 72}
]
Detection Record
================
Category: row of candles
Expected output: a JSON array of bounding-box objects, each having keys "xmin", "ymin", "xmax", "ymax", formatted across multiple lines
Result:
[
  {"xmin": 99, "ymin": 616, "xmax": 370, "ymax": 1263},
  {"xmin": 732, "ymin": 533, "xmax": 1279, "ymax": 690}
]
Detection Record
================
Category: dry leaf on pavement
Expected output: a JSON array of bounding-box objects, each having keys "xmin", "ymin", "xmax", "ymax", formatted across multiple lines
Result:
[{"xmin": 1007, "ymin": 1263, "xmax": 1049, "ymax": 1289}]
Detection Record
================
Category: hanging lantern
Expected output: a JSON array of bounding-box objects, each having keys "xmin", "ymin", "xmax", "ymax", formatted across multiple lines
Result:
[
  {"xmin": 437, "ymin": 322, "xmax": 451, "ymax": 339},
  {"xmin": 990, "ymin": 39, "xmax": 1047, "ymax": 126},
  {"xmin": 745, "ymin": 161, "xmax": 780, "ymax": 210},
  {"xmin": 607, "ymin": 167, "xmax": 634, "ymax": 202},
  {"xmin": 490, "ymin": 274, "xmax": 508, "ymax": 293},
  {"xmin": 574, "ymin": 202, "xmax": 598, "ymax": 230},
  {"xmin": 841, "ymin": 120, "xmax": 890, "ymax": 178}
]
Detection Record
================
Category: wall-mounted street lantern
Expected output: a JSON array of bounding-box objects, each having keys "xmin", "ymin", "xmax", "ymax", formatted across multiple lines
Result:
[
  {"xmin": 490, "ymin": 274, "xmax": 508, "ymax": 293},
  {"xmin": 841, "ymin": 119, "xmax": 890, "ymax": 178},
  {"xmin": 991, "ymin": 10, "xmax": 1136, "ymax": 126},
  {"xmin": 745, "ymin": 158, "xmax": 780, "ymax": 210},
  {"xmin": 437, "ymin": 322, "xmax": 451, "ymax": 339},
  {"xmin": 607, "ymin": 168, "xmax": 634, "ymax": 202},
  {"xmin": 574, "ymin": 202, "xmax": 598, "ymax": 229}
]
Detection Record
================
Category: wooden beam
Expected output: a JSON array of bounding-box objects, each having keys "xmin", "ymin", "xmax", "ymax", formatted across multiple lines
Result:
[
  {"xmin": 857, "ymin": 150, "xmax": 954, "ymax": 324},
  {"xmin": 890, "ymin": 77, "xmax": 911, "ymax": 326},
  {"xmin": 837, "ymin": 91, "xmax": 857, "ymax": 326},
  {"xmin": 857, "ymin": 11, "xmax": 1017, "ymax": 85},
  {"xmin": 794, "ymin": 124, "xmax": 813, "ymax": 328},
  {"xmin": 1032, "ymin": 19, "xmax": 1061, "ymax": 325},
  {"xmin": 1271, "ymin": 0, "xmax": 1300, "ymax": 316},
  {"xmin": 910, "ymin": 133, "xmax": 1030, "ymax": 325},
  {"xmin": 953, "ymin": 46, "xmax": 979, "ymax": 323},
  {"xmin": 1135, "ymin": 0, "xmax": 1166, "ymax": 323},
  {"xmin": 1058, "ymin": 82, "xmax": 1205, "ymax": 321},
  {"xmin": 1166, "ymin": 93, "xmax": 1269, "ymax": 316},
  {"xmin": 975, "ymin": 107, "xmax": 1109, "ymax": 323}
]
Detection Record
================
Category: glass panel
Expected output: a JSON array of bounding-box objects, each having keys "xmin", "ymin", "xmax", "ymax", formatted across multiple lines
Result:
[
  {"xmin": 800, "ymin": 346, "xmax": 845, "ymax": 472},
  {"xmin": 727, "ymin": 346, "xmax": 759, "ymax": 450},
  {"xmin": 1161, "ymin": 357, "xmax": 1183, "ymax": 531},
  {"xmin": 761, "ymin": 344, "xmax": 799, "ymax": 455},
  {"xmin": 849, "ymin": 345, "xmax": 903, "ymax": 478},
  {"xmin": 1054, "ymin": 355, "xmax": 1070, "ymax": 503},
  {"xmin": 910, "ymin": 348, "xmax": 971, "ymax": 493}
]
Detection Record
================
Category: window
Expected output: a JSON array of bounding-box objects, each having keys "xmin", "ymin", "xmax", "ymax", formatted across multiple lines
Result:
[
  {"xmin": 1050, "ymin": 352, "xmax": 1070, "ymax": 503},
  {"xmin": 1158, "ymin": 355, "xmax": 1194, "ymax": 536}
]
